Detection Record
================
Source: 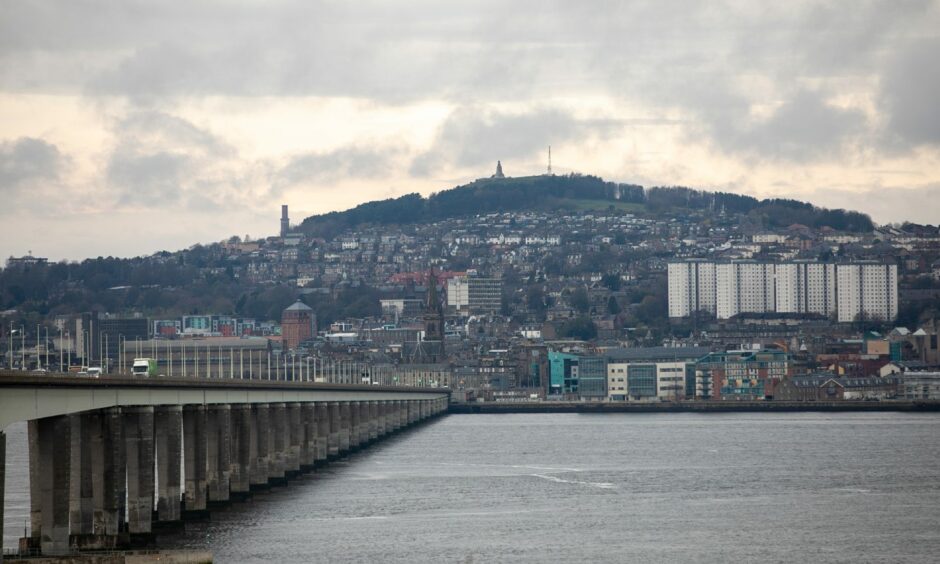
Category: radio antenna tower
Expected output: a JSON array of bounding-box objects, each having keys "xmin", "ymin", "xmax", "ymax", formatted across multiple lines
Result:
[{"xmin": 547, "ymin": 145, "xmax": 552, "ymax": 175}]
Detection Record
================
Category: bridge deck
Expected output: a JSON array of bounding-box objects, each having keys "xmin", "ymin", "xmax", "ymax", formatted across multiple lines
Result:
[{"xmin": 0, "ymin": 370, "xmax": 449, "ymax": 430}]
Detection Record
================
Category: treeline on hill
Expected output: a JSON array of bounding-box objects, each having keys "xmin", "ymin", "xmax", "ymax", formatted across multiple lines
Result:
[
  {"xmin": 645, "ymin": 187, "xmax": 874, "ymax": 232},
  {"xmin": 0, "ymin": 254, "xmax": 287, "ymax": 323},
  {"xmin": 299, "ymin": 174, "xmax": 641, "ymax": 238},
  {"xmin": 298, "ymin": 174, "xmax": 873, "ymax": 238}
]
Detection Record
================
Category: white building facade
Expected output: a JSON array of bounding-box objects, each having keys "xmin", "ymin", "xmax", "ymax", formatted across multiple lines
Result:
[{"xmin": 668, "ymin": 260, "xmax": 897, "ymax": 322}]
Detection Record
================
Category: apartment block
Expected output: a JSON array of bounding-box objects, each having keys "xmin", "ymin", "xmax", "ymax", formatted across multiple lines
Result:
[{"xmin": 668, "ymin": 260, "xmax": 897, "ymax": 322}]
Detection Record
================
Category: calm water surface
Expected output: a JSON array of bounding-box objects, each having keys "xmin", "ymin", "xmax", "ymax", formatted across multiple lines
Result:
[{"xmin": 4, "ymin": 413, "xmax": 940, "ymax": 562}]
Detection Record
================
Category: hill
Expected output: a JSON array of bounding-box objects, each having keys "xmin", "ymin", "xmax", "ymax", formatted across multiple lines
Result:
[{"xmin": 297, "ymin": 174, "xmax": 874, "ymax": 238}]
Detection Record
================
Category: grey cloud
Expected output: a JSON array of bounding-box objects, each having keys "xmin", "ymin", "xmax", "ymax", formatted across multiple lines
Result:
[
  {"xmin": 105, "ymin": 111, "xmax": 238, "ymax": 209},
  {"xmin": 0, "ymin": 137, "xmax": 66, "ymax": 192},
  {"xmin": 880, "ymin": 37, "xmax": 940, "ymax": 147},
  {"xmin": 117, "ymin": 111, "xmax": 233, "ymax": 157},
  {"xmin": 411, "ymin": 106, "xmax": 621, "ymax": 176},
  {"xmin": 1, "ymin": 1, "xmax": 939, "ymax": 181},
  {"xmin": 811, "ymin": 183, "xmax": 940, "ymax": 226},
  {"xmin": 107, "ymin": 149, "xmax": 188, "ymax": 205},
  {"xmin": 706, "ymin": 90, "xmax": 867, "ymax": 161},
  {"xmin": 275, "ymin": 146, "xmax": 398, "ymax": 190}
]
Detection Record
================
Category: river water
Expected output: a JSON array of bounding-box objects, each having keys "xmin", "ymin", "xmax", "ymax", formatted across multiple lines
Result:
[{"xmin": 4, "ymin": 413, "xmax": 940, "ymax": 562}]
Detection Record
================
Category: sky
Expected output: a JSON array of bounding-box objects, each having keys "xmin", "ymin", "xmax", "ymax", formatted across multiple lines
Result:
[{"xmin": 1, "ymin": 0, "xmax": 939, "ymax": 261}]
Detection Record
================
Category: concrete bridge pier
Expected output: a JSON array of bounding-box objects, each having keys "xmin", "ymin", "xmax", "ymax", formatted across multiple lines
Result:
[
  {"xmin": 268, "ymin": 403, "xmax": 287, "ymax": 485},
  {"xmin": 229, "ymin": 404, "xmax": 252, "ymax": 500},
  {"xmin": 68, "ymin": 414, "xmax": 94, "ymax": 538},
  {"xmin": 249, "ymin": 403, "xmax": 270, "ymax": 490},
  {"xmin": 339, "ymin": 402, "xmax": 351, "ymax": 454},
  {"xmin": 299, "ymin": 403, "xmax": 316, "ymax": 471},
  {"xmin": 315, "ymin": 403, "xmax": 329, "ymax": 465},
  {"xmin": 124, "ymin": 406, "xmax": 155, "ymax": 541},
  {"xmin": 394, "ymin": 400, "xmax": 405, "ymax": 431},
  {"xmin": 350, "ymin": 402, "xmax": 362, "ymax": 450},
  {"xmin": 182, "ymin": 405, "xmax": 208, "ymax": 517},
  {"xmin": 37, "ymin": 416, "xmax": 71, "ymax": 555},
  {"xmin": 155, "ymin": 406, "xmax": 182, "ymax": 525},
  {"xmin": 94, "ymin": 408, "xmax": 126, "ymax": 539},
  {"xmin": 206, "ymin": 405, "xmax": 232, "ymax": 505},
  {"xmin": 368, "ymin": 401, "xmax": 378, "ymax": 442},
  {"xmin": 286, "ymin": 403, "xmax": 303, "ymax": 476},
  {"xmin": 327, "ymin": 402, "xmax": 340, "ymax": 459},
  {"xmin": 0, "ymin": 430, "xmax": 4, "ymax": 563},
  {"xmin": 377, "ymin": 401, "xmax": 387, "ymax": 437}
]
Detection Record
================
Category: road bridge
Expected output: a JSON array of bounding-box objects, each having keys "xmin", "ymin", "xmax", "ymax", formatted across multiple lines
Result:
[{"xmin": 0, "ymin": 371, "xmax": 449, "ymax": 559}]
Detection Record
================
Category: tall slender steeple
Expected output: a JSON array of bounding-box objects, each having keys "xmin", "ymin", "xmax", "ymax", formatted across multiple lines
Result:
[{"xmin": 424, "ymin": 268, "xmax": 445, "ymax": 344}]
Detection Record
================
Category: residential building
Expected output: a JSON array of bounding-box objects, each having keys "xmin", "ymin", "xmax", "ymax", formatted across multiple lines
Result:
[{"xmin": 668, "ymin": 260, "xmax": 897, "ymax": 322}]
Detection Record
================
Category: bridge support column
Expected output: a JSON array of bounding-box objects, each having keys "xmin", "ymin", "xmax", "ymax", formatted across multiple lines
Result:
[
  {"xmin": 249, "ymin": 404, "xmax": 270, "ymax": 489},
  {"xmin": 300, "ymin": 403, "xmax": 316, "ymax": 471},
  {"xmin": 92, "ymin": 408, "xmax": 125, "ymax": 539},
  {"xmin": 0, "ymin": 430, "xmax": 4, "ymax": 563},
  {"xmin": 229, "ymin": 405, "xmax": 251, "ymax": 499},
  {"xmin": 68, "ymin": 414, "xmax": 93, "ymax": 537},
  {"xmin": 155, "ymin": 406, "xmax": 182, "ymax": 523},
  {"xmin": 206, "ymin": 405, "xmax": 232, "ymax": 504},
  {"xmin": 393, "ymin": 401, "xmax": 403, "ymax": 431},
  {"xmin": 27, "ymin": 421, "xmax": 41, "ymax": 546},
  {"xmin": 327, "ymin": 403, "xmax": 340, "ymax": 459},
  {"xmin": 377, "ymin": 401, "xmax": 387, "ymax": 437},
  {"xmin": 36, "ymin": 416, "xmax": 71, "ymax": 555},
  {"xmin": 315, "ymin": 403, "xmax": 328, "ymax": 464},
  {"xmin": 339, "ymin": 402, "xmax": 351, "ymax": 454},
  {"xmin": 183, "ymin": 405, "xmax": 207, "ymax": 515},
  {"xmin": 368, "ymin": 401, "xmax": 378, "ymax": 442},
  {"xmin": 286, "ymin": 403, "xmax": 302, "ymax": 475},
  {"xmin": 269, "ymin": 403, "xmax": 286, "ymax": 484},
  {"xmin": 350, "ymin": 402, "xmax": 361, "ymax": 450},
  {"xmin": 124, "ymin": 407, "xmax": 155, "ymax": 538}
]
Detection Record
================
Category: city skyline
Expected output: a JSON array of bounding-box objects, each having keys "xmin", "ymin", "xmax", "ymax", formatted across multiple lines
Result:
[{"xmin": 2, "ymin": 1, "xmax": 940, "ymax": 261}]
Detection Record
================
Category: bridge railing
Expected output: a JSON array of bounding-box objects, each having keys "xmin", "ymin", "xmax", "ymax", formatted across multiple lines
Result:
[{"xmin": 1, "ymin": 353, "xmax": 452, "ymax": 388}]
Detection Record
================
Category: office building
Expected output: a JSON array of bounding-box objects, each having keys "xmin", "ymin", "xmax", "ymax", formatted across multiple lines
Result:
[{"xmin": 447, "ymin": 275, "xmax": 503, "ymax": 315}]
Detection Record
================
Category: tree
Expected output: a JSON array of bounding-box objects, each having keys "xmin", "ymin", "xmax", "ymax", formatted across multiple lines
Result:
[
  {"xmin": 607, "ymin": 295, "xmax": 621, "ymax": 315},
  {"xmin": 570, "ymin": 287, "xmax": 590, "ymax": 314},
  {"xmin": 557, "ymin": 316, "xmax": 597, "ymax": 340}
]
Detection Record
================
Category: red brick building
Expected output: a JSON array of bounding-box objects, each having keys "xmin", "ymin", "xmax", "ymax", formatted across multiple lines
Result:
[{"xmin": 281, "ymin": 300, "xmax": 316, "ymax": 351}]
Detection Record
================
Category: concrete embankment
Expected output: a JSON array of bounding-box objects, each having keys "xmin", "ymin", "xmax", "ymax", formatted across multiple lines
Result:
[{"xmin": 449, "ymin": 400, "xmax": 940, "ymax": 414}]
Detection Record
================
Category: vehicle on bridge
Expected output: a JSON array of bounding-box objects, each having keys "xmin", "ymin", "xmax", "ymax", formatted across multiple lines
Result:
[{"xmin": 132, "ymin": 358, "xmax": 158, "ymax": 377}]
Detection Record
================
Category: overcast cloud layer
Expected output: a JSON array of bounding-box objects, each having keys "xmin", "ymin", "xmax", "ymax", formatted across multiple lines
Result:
[{"xmin": 1, "ymin": 0, "xmax": 939, "ymax": 260}]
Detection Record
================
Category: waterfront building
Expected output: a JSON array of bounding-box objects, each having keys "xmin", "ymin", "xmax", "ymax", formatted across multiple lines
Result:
[
  {"xmin": 604, "ymin": 347, "xmax": 709, "ymax": 401},
  {"xmin": 548, "ymin": 351, "xmax": 580, "ymax": 397},
  {"xmin": 694, "ymin": 349, "xmax": 790, "ymax": 400}
]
